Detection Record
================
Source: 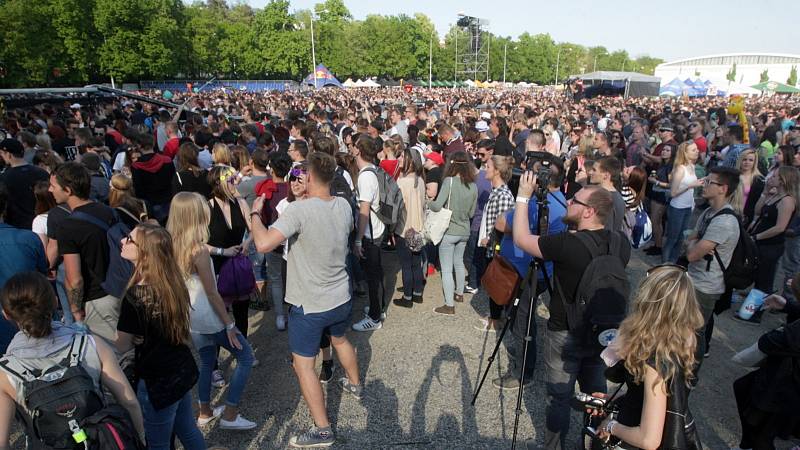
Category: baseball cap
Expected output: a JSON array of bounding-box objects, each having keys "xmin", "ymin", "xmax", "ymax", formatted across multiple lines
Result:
[
  {"xmin": 0, "ymin": 138, "xmax": 24, "ymax": 157},
  {"xmin": 475, "ymin": 120, "xmax": 489, "ymax": 132},
  {"xmin": 480, "ymin": 111, "xmax": 492, "ymax": 120},
  {"xmin": 659, "ymin": 122, "xmax": 674, "ymax": 132},
  {"xmin": 425, "ymin": 151, "xmax": 444, "ymax": 166}
]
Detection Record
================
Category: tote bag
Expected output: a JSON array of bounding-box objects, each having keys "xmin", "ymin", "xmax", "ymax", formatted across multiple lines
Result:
[{"xmin": 424, "ymin": 178, "xmax": 453, "ymax": 245}]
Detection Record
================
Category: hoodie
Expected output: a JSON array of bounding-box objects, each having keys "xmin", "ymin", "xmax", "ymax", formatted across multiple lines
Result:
[{"xmin": 131, "ymin": 152, "xmax": 176, "ymax": 205}]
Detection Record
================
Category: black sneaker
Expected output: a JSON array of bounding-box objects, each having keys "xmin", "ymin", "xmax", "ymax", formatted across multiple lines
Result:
[
  {"xmin": 412, "ymin": 294, "xmax": 423, "ymax": 304},
  {"xmin": 393, "ymin": 297, "xmax": 414, "ymax": 308},
  {"xmin": 319, "ymin": 360, "xmax": 334, "ymax": 384},
  {"xmin": 289, "ymin": 426, "xmax": 335, "ymax": 448}
]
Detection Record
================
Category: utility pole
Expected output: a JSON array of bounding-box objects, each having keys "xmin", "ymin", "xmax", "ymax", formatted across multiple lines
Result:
[
  {"xmin": 310, "ymin": 13, "xmax": 317, "ymax": 89},
  {"xmin": 503, "ymin": 43, "xmax": 507, "ymax": 84},
  {"xmin": 429, "ymin": 30, "xmax": 433, "ymax": 89}
]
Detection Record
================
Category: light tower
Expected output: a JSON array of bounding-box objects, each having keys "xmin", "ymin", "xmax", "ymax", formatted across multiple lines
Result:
[{"xmin": 455, "ymin": 13, "xmax": 490, "ymax": 83}]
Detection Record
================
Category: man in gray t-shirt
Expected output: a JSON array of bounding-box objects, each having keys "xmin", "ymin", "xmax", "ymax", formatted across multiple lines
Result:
[
  {"xmin": 250, "ymin": 152, "xmax": 361, "ymax": 447},
  {"xmin": 685, "ymin": 166, "xmax": 741, "ymax": 354}
]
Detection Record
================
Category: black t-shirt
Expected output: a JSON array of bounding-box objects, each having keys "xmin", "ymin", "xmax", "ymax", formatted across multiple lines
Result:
[
  {"xmin": 117, "ymin": 286, "xmax": 195, "ymax": 381},
  {"xmin": 539, "ymin": 229, "xmax": 630, "ymax": 331},
  {"xmin": 46, "ymin": 204, "xmax": 71, "ymax": 240},
  {"xmin": 172, "ymin": 169, "xmax": 212, "ymax": 199},
  {"xmin": 57, "ymin": 202, "xmax": 116, "ymax": 302},
  {"xmin": 0, "ymin": 164, "xmax": 49, "ymax": 229},
  {"xmin": 425, "ymin": 166, "xmax": 443, "ymax": 186}
]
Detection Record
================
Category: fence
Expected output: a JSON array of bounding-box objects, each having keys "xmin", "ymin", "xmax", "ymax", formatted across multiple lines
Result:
[{"xmin": 138, "ymin": 80, "xmax": 300, "ymax": 93}]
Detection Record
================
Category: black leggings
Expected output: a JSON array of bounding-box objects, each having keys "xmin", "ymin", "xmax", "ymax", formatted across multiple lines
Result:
[{"xmin": 231, "ymin": 301, "xmax": 249, "ymax": 337}]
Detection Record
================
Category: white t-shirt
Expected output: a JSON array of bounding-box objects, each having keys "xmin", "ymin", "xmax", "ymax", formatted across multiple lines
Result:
[
  {"xmin": 357, "ymin": 166, "xmax": 386, "ymax": 240},
  {"xmin": 32, "ymin": 213, "xmax": 48, "ymax": 235},
  {"xmin": 113, "ymin": 152, "xmax": 126, "ymax": 172},
  {"xmin": 276, "ymin": 198, "xmax": 291, "ymax": 260}
]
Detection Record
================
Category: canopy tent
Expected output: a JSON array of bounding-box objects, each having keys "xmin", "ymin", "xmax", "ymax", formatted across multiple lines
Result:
[
  {"xmin": 659, "ymin": 77, "xmax": 688, "ymax": 96},
  {"xmin": 303, "ymin": 64, "xmax": 343, "ymax": 89},
  {"xmin": 751, "ymin": 81, "xmax": 800, "ymax": 94},
  {"xmin": 342, "ymin": 78, "xmax": 356, "ymax": 88},
  {"xmin": 361, "ymin": 79, "xmax": 380, "ymax": 88},
  {"xmin": 573, "ymin": 71, "xmax": 661, "ymax": 98},
  {"xmin": 727, "ymin": 83, "xmax": 761, "ymax": 96}
]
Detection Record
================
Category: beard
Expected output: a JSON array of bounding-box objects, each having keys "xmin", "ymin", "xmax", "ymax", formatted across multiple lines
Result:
[{"xmin": 562, "ymin": 210, "xmax": 581, "ymax": 227}]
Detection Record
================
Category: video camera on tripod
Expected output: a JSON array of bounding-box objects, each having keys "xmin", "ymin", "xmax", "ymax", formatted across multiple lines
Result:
[{"xmin": 509, "ymin": 151, "xmax": 558, "ymax": 199}]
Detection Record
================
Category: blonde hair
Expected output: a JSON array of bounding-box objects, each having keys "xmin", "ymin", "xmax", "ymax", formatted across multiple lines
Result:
[
  {"xmin": 212, "ymin": 142, "xmax": 232, "ymax": 166},
  {"xmin": 731, "ymin": 149, "xmax": 763, "ymax": 215},
  {"xmin": 108, "ymin": 174, "xmax": 134, "ymax": 207},
  {"xmin": 489, "ymin": 155, "xmax": 514, "ymax": 183},
  {"xmin": 776, "ymin": 165, "xmax": 800, "ymax": 213},
  {"xmin": 166, "ymin": 192, "xmax": 210, "ymax": 277},
  {"xmin": 126, "ymin": 224, "xmax": 191, "ymax": 345},
  {"xmin": 208, "ymin": 165, "xmax": 238, "ymax": 201},
  {"xmin": 617, "ymin": 266, "xmax": 704, "ymax": 389},
  {"xmin": 671, "ymin": 141, "xmax": 698, "ymax": 175},
  {"xmin": 578, "ymin": 136, "xmax": 594, "ymax": 157}
]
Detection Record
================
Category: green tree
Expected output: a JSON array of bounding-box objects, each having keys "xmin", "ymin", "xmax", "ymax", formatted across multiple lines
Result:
[
  {"xmin": 759, "ymin": 69, "xmax": 769, "ymax": 83},
  {"xmin": 726, "ymin": 63, "xmax": 737, "ymax": 83},
  {"xmin": 0, "ymin": 0, "xmax": 68, "ymax": 86},
  {"xmin": 49, "ymin": 0, "xmax": 101, "ymax": 82},
  {"xmin": 787, "ymin": 65, "xmax": 797, "ymax": 86}
]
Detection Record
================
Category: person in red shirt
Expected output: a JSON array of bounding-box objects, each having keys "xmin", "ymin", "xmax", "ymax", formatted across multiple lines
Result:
[
  {"xmin": 161, "ymin": 122, "xmax": 181, "ymax": 160},
  {"xmin": 379, "ymin": 136, "xmax": 403, "ymax": 179},
  {"xmin": 688, "ymin": 118, "xmax": 708, "ymax": 158}
]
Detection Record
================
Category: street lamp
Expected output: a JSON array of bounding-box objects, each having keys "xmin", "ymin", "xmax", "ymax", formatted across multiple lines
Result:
[
  {"xmin": 309, "ymin": 8, "xmax": 327, "ymax": 89},
  {"xmin": 429, "ymin": 29, "xmax": 435, "ymax": 89},
  {"xmin": 593, "ymin": 51, "xmax": 607, "ymax": 72},
  {"xmin": 555, "ymin": 46, "xmax": 572, "ymax": 85},
  {"xmin": 503, "ymin": 42, "xmax": 507, "ymax": 84}
]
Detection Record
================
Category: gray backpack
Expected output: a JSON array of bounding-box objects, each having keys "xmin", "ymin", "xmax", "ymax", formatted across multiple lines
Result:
[{"xmin": 360, "ymin": 166, "xmax": 405, "ymax": 232}]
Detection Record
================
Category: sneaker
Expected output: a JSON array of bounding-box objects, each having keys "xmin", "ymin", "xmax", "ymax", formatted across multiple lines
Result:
[
  {"xmin": 197, "ymin": 405, "xmax": 224, "ymax": 426},
  {"xmin": 219, "ymin": 414, "xmax": 257, "ymax": 430},
  {"xmin": 474, "ymin": 318, "xmax": 500, "ymax": 333},
  {"xmin": 465, "ymin": 285, "xmax": 479, "ymax": 294},
  {"xmin": 276, "ymin": 314, "xmax": 287, "ymax": 331},
  {"xmin": 252, "ymin": 358, "xmax": 260, "ymax": 368},
  {"xmin": 289, "ymin": 426, "xmax": 335, "ymax": 448},
  {"xmin": 338, "ymin": 377, "xmax": 363, "ymax": 400},
  {"xmin": 454, "ymin": 294, "xmax": 464, "ymax": 303},
  {"xmin": 212, "ymin": 369, "xmax": 226, "ymax": 388},
  {"xmin": 433, "ymin": 305, "xmax": 455, "ymax": 316},
  {"xmin": 392, "ymin": 297, "xmax": 414, "ymax": 308},
  {"xmin": 319, "ymin": 360, "xmax": 334, "ymax": 384},
  {"xmin": 361, "ymin": 306, "xmax": 386, "ymax": 320},
  {"xmin": 704, "ymin": 350, "xmax": 710, "ymax": 358},
  {"xmin": 492, "ymin": 373, "xmax": 532, "ymax": 391},
  {"xmin": 412, "ymin": 294, "xmax": 423, "ymax": 304},
  {"xmin": 352, "ymin": 317, "xmax": 382, "ymax": 332},
  {"xmin": 644, "ymin": 246, "xmax": 662, "ymax": 256}
]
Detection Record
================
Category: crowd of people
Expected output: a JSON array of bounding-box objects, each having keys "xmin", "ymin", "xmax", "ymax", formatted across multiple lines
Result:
[{"xmin": 0, "ymin": 86, "xmax": 798, "ymax": 449}]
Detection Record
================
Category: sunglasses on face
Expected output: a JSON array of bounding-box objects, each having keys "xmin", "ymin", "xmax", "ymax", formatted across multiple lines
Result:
[
  {"xmin": 568, "ymin": 197, "xmax": 590, "ymax": 208},
  {"xmin": 289, "ymin": 168, "xmax": 307, "ymax": 182}
]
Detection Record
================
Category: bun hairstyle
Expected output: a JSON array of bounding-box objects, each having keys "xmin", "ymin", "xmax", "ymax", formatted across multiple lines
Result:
[{"xmin": 1, "ymin": 272, "xmax": 57, "ymax": 338}]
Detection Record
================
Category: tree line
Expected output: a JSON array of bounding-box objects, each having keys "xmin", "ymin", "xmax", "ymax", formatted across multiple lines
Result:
[{"xmin": 0, "ymin": 0, "xmax": 664, "ymax": 87}]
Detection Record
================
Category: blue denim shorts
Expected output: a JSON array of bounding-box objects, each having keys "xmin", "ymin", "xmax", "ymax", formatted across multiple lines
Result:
[{"xmin": 288, "ymin": 301, "xmax": 352, "ymax": 357}]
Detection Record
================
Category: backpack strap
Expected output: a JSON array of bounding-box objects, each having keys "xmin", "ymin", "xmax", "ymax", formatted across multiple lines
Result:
[
  {"xmin": 705, "ymin": 208, "xmax": 740, "ymax": 272},
  {"xmin": 67, "ymin": 333, "xmax": 89, "ymax": 367},
  {"xmin": 0, "ymin": 356, "xmax": 36, "ymax": 383},
  {"xmin": 115, "ymin": 207, "xmax": 141, "ymax": 225}
]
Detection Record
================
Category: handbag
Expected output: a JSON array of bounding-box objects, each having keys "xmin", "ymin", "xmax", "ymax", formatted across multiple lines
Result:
[
  {"xmin": 424, "ymin": 178, "xmax": 454, "ymax": 245},
  {"xmin": 217, "ymin": 253, "xmax": 256, "ymax": 304},
  {"xmin": 481, "ymin": 255, "xmax": 521, "ymax": 306}
]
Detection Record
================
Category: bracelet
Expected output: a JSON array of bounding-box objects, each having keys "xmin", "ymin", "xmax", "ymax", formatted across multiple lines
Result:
[
  {"xmin": 605, "ymin": 419, "xmax": 618, "ymax": 435},
  {"xmin": 515, "ymin": 196, "xmax": 530, "ymax": 204},
  {"xmin": 216, "ymin": 247, "xmax": 224, "ymax": 256},
  {"xmin": 354, "ymin": 240, "xmax": 362, "ymax": 246},
  {"xmin": 226, "ymin": 322, "xmax": 236, "ymax": 331},
  {"xmin": 250, "ymin": 211, "xmax": 261, "ymax": 217}
]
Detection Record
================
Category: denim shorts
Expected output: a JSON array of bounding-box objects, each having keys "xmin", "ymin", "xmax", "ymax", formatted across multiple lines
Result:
[{"xmin": 288, "ymin": 301, "xmax": 352, "ymax": 357}]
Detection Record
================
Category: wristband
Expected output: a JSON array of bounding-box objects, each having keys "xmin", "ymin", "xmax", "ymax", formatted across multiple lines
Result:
[
  {"xmin": 226, "ymin": 322, "xmax": 236, "ymax": 331},
  {"xmin": 605, "ymin": 419, "xmax": 618, "ymax": 435},
  {"xmin": 516, "ymin": 196, "xmax": 530, "ymax": 204},
  {"xmin": 216, "ymin": 247, "xmax": 224, "ymax": 256},
  {"xmin": 354, "ymin": 240, "xmax": 362, "ymax": 246}
]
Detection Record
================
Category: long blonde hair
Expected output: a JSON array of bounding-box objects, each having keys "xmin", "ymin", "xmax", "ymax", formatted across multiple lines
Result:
[
  {"xmin": 212, "ymin": 142, "xmax": 232, "ymax": 166},
  {"xmin": 617, "ymin": 265, "xmax": 704, "ymax": 389},
  {"xmin": 126, "ymin": 224, "xmax": 191, "ymax": 345},
  {"xmin": 166, "ymin": 192, "xmax": 210, "ymax": 277},
  {"xmin": 731, "ymin": 149, "xmax": 763, "ymax": 215},
  {"xmin": 671, "ymin": 141, "xmax": 698, "ymax": 175}
]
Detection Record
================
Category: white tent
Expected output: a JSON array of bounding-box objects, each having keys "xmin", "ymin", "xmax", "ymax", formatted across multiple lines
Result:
[
  {"xmin": 362, "ymin": 79, "xmax": 381, "ymax": 88},
  {"xmin": 727, "ymin": 83, "xmax": 760, "ymax": 96},
  {"xmin": 342, "ymin": 78, "xmax": 356, "ymax": 88},
  {"xmin": 353, "ymin": 79, "xmax": 367, "ymax": 87}
]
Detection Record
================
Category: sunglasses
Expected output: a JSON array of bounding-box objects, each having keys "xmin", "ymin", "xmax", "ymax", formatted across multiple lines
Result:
[
  {"xmin": 568, "ymin": 197, "xmax": 591, "ymax": 208},
  {"xmin": 704, "ymin": 178, "xmax": 724, "ymax": 187},
  {"xmin": 646, "ymin": 263, "xmax": 687, "ymax": 277},
  {"xmin": 289, "ymin": 168, "xmax": 307, "ymax": 182}
]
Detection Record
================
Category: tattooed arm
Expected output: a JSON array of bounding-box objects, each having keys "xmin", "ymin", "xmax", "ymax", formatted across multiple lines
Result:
[{"xmin": 62, "ymin": 253, "xmax": 85, "ymax": 322}]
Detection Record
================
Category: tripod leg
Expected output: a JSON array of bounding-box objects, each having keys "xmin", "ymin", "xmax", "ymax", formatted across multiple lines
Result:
[
  {"xmin": 511, "ymin": 275, "xmax": 537, "ymax": 449},
  {"xmin": 471, "ymin": 298, "xmax": 518, "ymax": 405}
]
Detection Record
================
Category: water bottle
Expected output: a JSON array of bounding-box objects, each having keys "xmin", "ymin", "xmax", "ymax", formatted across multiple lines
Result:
[{"xmin": 737, "ymin": 289, "xmax": 766, "ymax": 320}]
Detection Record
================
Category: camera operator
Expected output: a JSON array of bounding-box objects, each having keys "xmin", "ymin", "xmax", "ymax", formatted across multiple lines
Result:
[
  {"xmin": 491, "ymin": 154, "xmax": 568, "ymax": 390},
  {"xmin": 591, "ymin": 265, "xmax": 704, "ymax": 450},
  {"xmin": 512, "ymin": 177, "xmax": 631, "ymax": 450}
]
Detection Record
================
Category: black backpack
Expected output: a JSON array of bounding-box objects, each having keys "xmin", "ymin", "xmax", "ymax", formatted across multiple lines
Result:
[
  {"xmin": 560, "ymin": 231, "xmax": 631, "ymax": 350},
  {"xmin": 700, "ymin": 208, "xmax": 758, "ymax": 290},
  {"xmin": 0, "ymin": 334, "xmax": 144, "ymax": 450},
  {"xmin": 70, "ymin": 208, "xmax": 139, "ymax": 300}
]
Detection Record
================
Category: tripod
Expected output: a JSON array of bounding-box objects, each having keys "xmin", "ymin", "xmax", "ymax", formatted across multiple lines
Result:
[{"xmin": 471, "ymin": 188, "xmax": 553, "ymax": 449}]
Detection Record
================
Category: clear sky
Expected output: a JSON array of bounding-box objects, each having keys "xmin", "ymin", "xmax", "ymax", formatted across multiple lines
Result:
[{"xmin": 245, "ymin": 0, "xmax": 800, "ymax": 62}]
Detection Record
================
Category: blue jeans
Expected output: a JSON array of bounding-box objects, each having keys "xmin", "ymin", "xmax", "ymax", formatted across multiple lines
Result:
[
  {"xmin": 265, "ymin": 251, "xmax": 286, "ymax": 315},
  {"xmin": 779, "ymin": 235, "xmax": 800, "ymax": 303},
  {"xmin": 543, "ymin": 329, "xmax": 607, "ymax": 450},
  {"xmin": 395, "ymin": 234, "xmax": 424, "ymax": 299},
  {"xmin": 439, "ymin": 234, "xmax": 469, "ymax": 306},
  {"xmin": 137, "ymin": 381, "xmax": 205, "ymax": 450},
  {"xmin": 195, "ymin": 330, "xmax": 254, "ymax": 406},
  {"xmin": 662, "ymin": 205, "xmax": 693, "ymax": 263}
]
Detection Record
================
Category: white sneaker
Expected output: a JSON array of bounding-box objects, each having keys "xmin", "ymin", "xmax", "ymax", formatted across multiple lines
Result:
[
  {"xmin": 211, "ymin": 369, "xmax": 226, "ymax": 388},
  {"xmin": 196, "ymin": 405, "xmax": 224, "ymax": 426},
  {"xmin": 465, "ymin": 285, "xmax": 479, "ymax": 294},
  {"xmin": 362, "ymin": 306, "xmax": 386, "ymax": 320},
  {"xmin": 352, "ymin": 317, "xmax": 382, "ymax": 332},
  {"xmin": 219, "ymin": 414, "xmax": 257, "ymax": 430}
]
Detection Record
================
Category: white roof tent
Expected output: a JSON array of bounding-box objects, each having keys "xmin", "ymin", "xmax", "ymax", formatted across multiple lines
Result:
[
  {"xmin": 658, "ymin": 53, "xmax": 800, "ymax": 68},
  {"xmin": 572, "ymin": 71, "xmax": 661, "ymax": 98}
]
